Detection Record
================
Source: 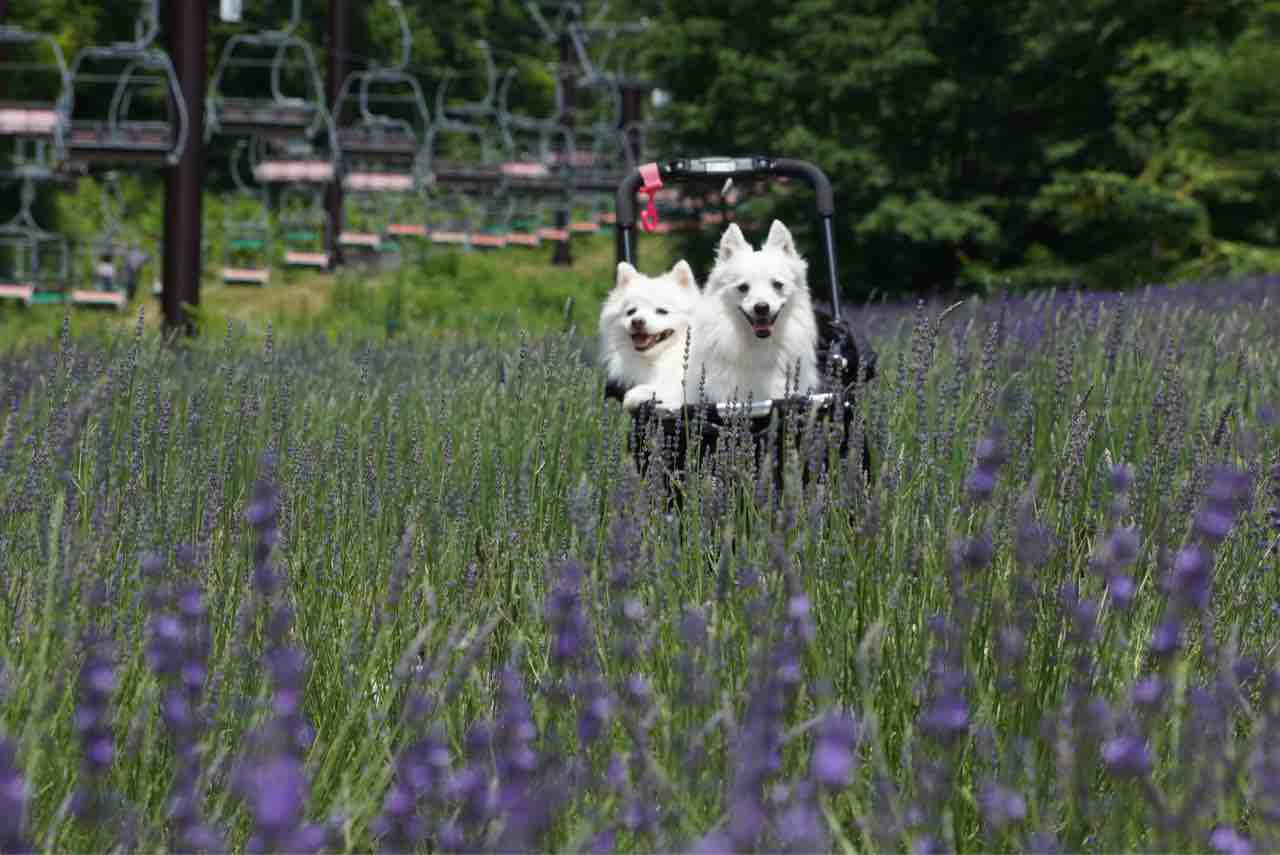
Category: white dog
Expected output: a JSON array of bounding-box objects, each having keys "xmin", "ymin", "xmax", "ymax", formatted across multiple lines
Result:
[
  {"xmin": 598, "ymin": 259, "xmax": 699, "ymax": 411},
  {"xmin": 683, "ymin": 220, "xmax": 819, "ymax": 404}
]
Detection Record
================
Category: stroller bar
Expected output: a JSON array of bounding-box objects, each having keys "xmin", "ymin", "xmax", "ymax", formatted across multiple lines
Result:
[{"xmin": 615, "ymin": 157, "xmax": 842, "ymax": 322}]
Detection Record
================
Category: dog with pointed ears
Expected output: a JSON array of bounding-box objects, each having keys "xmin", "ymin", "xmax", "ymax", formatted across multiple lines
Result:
[
  {"xmin": 598, "ymin": 259, "xmax": 700, "ymax": 411},
  {"xmin": 682, "ymin": 220, "xmax": 819, "ymax": 404}
]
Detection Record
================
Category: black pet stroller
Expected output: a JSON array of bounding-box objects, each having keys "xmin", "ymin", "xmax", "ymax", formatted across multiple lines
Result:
[{"xmin": 607, "ymin": 156, "xmax": 876, "ymax": 488}]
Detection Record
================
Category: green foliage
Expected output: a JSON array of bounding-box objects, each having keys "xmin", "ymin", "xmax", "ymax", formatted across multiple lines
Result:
[{"xmin": 650, "ymin": 0, "xmax": 1280, "ymax": 295}]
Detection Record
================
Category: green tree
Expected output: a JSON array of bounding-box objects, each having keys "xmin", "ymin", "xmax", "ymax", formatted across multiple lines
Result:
[{"xmin": 648, "ymin": 0, "xmax": 1280, "ymax": 296}]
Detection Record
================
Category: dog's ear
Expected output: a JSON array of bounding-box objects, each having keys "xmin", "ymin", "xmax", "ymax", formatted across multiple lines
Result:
[
  {"xmin": 669, "ymin": 260, "xmax": 696, "ymax": 289},
  {"xmin": 765, "ymin": 220, "xmax": 797, "ymax": 257},
  {"xmin": 616, "ymin": 261, "xmax": 639, "ymax": 288},
  {"xmin": 717, "ymin": 223, "xmax": 749, "ymax": 261}
]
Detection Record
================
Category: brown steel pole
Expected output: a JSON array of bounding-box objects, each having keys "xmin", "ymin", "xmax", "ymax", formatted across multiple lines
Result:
[
  {"xmin": 326, "ymin": 0, "xmax": 349, "ymax": 267},
  {"xmin": 163, "ymin": 0, "xmax": 207, "ymax": 337},
  {"xmin": 551, "ymin": 26, "xmax": 574, "ymax": 267}
]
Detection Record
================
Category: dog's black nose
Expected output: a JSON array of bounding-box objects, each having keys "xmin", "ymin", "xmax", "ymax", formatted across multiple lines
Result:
[
  {"xmin": 630, "ymin": 317, "xmax": 645, "ymax": 331},
  {"xmin": 753, "ymin": 302, "xmax": 771, "ymax": 317}
]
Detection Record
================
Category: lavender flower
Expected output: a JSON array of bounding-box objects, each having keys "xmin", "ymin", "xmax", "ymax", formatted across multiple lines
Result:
[
  {"xmin": 1208, "ymin": 826, "xmax": 1253, "ymax": 855},
  {"xmin": 74, "ymin": 637, "xmax": 116, "ymax": 807},
  {"xmin": 373, "ymin": 732, "xmax": 450, "ymax": 852},
  {"xmin": 1102, "ymin": 733, "xmax": 1152, "ymax": 778},
  {"xmin": 0, "ymin": 739, "xmax": 31, "ymax": 854},
  {"xmin": 979, "ymin": 782, "xmax": 1027, "ymax": 831},
  {"xmin": 811, "ymin": 711, "xmax": 859, "ymax": 790}
]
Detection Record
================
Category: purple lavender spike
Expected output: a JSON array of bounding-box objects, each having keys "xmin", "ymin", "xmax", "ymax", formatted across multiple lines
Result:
[{"xmin": 0, "ymin": 740, "xmax": 32, "ymax": 854}]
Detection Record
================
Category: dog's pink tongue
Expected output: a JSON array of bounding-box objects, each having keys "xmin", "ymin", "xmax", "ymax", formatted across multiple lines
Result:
[{"xmin": 752, "ymin": 321, "xmax": 773, "ymax": 337}]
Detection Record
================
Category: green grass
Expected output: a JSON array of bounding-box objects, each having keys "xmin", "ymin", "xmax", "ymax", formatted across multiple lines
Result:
[
  {"xmin": 2, "ymin": 284, "xmax": 1279, "ymax": 852},
  {"xmin": 0, "ymin": 224, "xmax": 684, "ymax": 350}
]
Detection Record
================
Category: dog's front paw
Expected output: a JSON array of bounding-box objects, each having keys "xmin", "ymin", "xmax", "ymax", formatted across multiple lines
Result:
[{"xmin": 623, "ymin": 384, "xmax": 682, "ymax": 412}]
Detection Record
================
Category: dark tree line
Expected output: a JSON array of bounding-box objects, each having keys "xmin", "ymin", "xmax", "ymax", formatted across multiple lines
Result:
[{"xmin": 647, "ymin": 0, "xmax": 1280, "ymax": 296}]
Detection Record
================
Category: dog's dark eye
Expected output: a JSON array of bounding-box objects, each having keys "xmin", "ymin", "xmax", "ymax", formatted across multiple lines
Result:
[
  {"xmin": 736, "ymin": 283, "xmax": 749, "ymax": 294},
  {"xmin": 625, "ymin": 308, "xmax": 636, "ymax": 316},
  {"xmin": 656, "ymin": 308, "xmax": 669, "ymax": 316},
  {"xmin": 772, "ymin": 280, "xmax": 785, "ymax": 292}
]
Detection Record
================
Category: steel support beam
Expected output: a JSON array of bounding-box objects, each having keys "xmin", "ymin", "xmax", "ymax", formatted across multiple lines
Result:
[
  {"xmin": 162, "ymin": 0, "xmax": 208, "ymax": 336},
  {"xmin": 326, "ymin": 0, "xmax": 350, "ymax": 267}
]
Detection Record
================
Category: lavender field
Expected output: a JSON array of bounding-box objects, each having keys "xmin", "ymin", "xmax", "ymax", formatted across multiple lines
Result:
[{"xmin": 2, "ymin": 277, "xmax": 1280, "ymax": 854}]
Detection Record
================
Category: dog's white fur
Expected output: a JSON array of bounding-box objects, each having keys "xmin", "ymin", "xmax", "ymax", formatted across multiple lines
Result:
[
  {"xmin": 683, "ymin": 220, "xmax": 819, "ymax": 403},
  {"xmin": 598, "ymin": 259, "xmax": 699, "ymax": 411}
]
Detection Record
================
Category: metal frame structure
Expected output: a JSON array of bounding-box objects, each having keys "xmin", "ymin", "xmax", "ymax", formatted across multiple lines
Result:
[
  {"xmin": 206, "ymin": 0, "xmax": 327, "ymax": 140},
  {"xmin": 0, "ymin": 24, "xmax": 71, "ymax": 147},
  {"xmin": 221, "ymin": 139, "xmax": 271, "ymax": 285},
  {"xmin": 0, "ymin": 175, "xmax": 70, "ymax": 305},
  {"xmin": 69, "ymin": 173, "xmax": 135, "ymax": 309},
  {"xmin": 384, "ymin": 184, "xmax": 429, "ymax": 239},
  {"xmin": 65, "ymin": 0, "xmax": 189, "ymax": 166},
  {"xmin": 333, "ymin": 0, "xmax": 429, "ymax": 195},
  {"xmin": 278, "ymin": 184, "xmax": 330, "ymax": 268},
  {"xmin": 338, "ymin": 189, "xmax": 387, "ymax": 252}
]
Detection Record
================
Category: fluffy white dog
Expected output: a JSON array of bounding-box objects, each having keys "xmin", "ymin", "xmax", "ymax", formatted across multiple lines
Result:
[
  {"xmin": 598, "ymin": 259, "xmax": 699, "ymax": 411},
  {"xmin": 683, "ymin": 220, "xmax": 819, "ymax": 403}
]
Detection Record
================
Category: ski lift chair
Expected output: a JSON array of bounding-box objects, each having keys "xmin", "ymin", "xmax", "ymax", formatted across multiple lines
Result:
[
  {"xmin": 207, "ymin": 0, "xmax": 326, "ymax": 140},
  {"xmin": 425, "ymin": 186, "xmax": 474, "ymax": 248},
  {"xmin": 223, "ymin": 215, "xmax": 271, "ymax": 285},
  {"xmin": 385, "ymin": 185, "xmax": 429, "ymax": 239},
  {"xmin": 338, "ymin": 190, "xmax": 387, "ymax": 254},
  {"xmin": 506, "ymin": 194, "xmax": 545, "ymax": 248},
  {"xmin": 334, "ymin": 0, "xmax": 429, "ymax": 201},
  {"xmin": 69, "ymin": 174, "xmax": 133, "ymax": 309},
  {"xmin": 612, "ymin": 157, "xmax": 876, "ymax": 486},
  {"xmin": 0, "ymin": 25, "xmax": 71, "ymax": 146},
  {"xmin": 496, "ymin": 60, "xmax": 575, "ymax": 194},
  {"xmin": 470, "ymin": 190, "xmax": 513, "ymax": 249},
  {"xmin": 434, "ymin": 40, "xmax": 503, "ymax": 128},
  {"xmin": 65, "ymin": 0, "xmax": 188, "ymax": 166},
  {"xmin": 0, "ymin": 177, "xmax": 70, "ymax": 306},
  {"xmin": 221, "ymin": 140, "xmax": 272, "ymax": 285},
  {"xmin": 279, "ymin": 186, "xmax": 330, "ymax": 269}
]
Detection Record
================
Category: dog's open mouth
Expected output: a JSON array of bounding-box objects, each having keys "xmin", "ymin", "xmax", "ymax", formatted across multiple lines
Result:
[
  {"xmin": 741, "ymin": 309, "xmax": 778, "ymax": 338},
  {"xmin": 631, "ymin": 329, "xmax": 674, "ymax": 351}
]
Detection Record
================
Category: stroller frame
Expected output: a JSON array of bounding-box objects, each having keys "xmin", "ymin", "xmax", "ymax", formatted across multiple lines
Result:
[{"xmin": 609, "ymin": 156, "xmax": 874, "ymax": 485}]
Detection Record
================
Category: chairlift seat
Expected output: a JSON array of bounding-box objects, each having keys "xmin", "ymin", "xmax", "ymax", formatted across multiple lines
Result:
[
  {"xmin": 339, "ymin": 232, "xmax": 381, "ymax": 248},
  {"xmin": 223, "ymin": 266, "xmax": 270, "ymax": 285},
  {"xmin": 230, "ymin": 237, "xmax": 265, "ymax": 251},
  {"xmin": 0, "ymin": 282, "xmax": 35, "ymax": 303},
  {"xmin": 501, "ymin": 162, "xmax": 551, "ymax": 178},
  {"xmin": 254, "ymin": 159, "xmax": 334, "ymax": 183},
  {"xmin": 29, "ymin": 289, "xmax": 66, "ymax": 305},
  {"xmin": 471, "ymin": 232, "xmax": 507, "ymax": 248},
  {"xmin": 387, "ymin": 223, "xmax": 427, "ymax": 238},
  {"xmin": 70, "ymin": 289, "xmax": 127, "ymax": 309},
  {"xmin": 570, "ymin": 220, "xmax": 600, "ymax": 234},
  {"xmin": 215, "ymin": 100, "xmax": 316, "ymax": 137},
  {"xmin": 538, "ymin": 226, "xmax": 569, "ymax": 242},
  {"xmin": 284, "ymin": 250, "xmax": 329, "ymax": 268},
  {"xmin": 429, "ymin": 160, "xmax": 502, "ymax": 187},
  {"xmin": 284, "ymin": 229, "xmax": 319, "ymax": 242},
  {"xmin": 506, "ymin": 233, "xmax": 540, "ymax": 247},
  {"xmin": 430, "ymin": 231, "xmax": 467, "ymax": 245},
  {"xmin": 0, "ymin": 103, "xmax": 64, "ymax": 136},
  {"xmin": 67, "ymin": 122, "xmax": 176, "ymax": 162},
  {"xmin": 338, "ymin": 128, "xmax": 419, "ymax": 158},
  {"xmin": 344, "ymin": 171, "xmax": 415, "ymax": 192}
]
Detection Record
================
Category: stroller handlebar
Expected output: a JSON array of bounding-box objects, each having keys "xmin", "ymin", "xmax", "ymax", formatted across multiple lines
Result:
[
  {"xmin": 614, "ymin": 156, "xmax": 835, "ymax": 226},
  {"xmin": 614, "ymin": 156, "xmax": 842, "ymax": 323}
]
